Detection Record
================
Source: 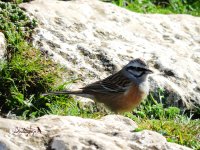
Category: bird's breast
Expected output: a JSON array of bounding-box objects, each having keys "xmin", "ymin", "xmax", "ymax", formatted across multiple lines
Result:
[{"xmin": 116, "ymin": 83, "xmax": 147, "ymax": 112}]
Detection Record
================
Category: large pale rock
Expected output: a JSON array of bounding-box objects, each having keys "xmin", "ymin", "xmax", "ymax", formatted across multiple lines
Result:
[
  {"xmin": 0, "ymin": 115, "xmax": 192, "ymax": 150},
  {"xmin": 0, "ymin": 32, "xmax": 6, "ymax": 60},
  {"xmin": 20, "ymin": 0, "xmax": 200, "ymax": 110}
]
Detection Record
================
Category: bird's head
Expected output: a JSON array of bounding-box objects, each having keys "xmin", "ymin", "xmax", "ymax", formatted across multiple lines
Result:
[{"xmin": 122, "ymin": 58, "xmax": 153, "ymax": 84}]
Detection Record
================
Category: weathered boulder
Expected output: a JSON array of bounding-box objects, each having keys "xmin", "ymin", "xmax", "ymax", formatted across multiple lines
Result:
[
  {"xmin": 0, "ymin": 115, "xmax": 192, "ymax": 150},
  {"xmin": 20, "ymin": 0, "xmax": 200, "ymax": 111}
]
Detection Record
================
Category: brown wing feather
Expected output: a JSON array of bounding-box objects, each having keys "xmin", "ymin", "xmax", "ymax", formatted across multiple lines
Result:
[{"xmin": 82, "ymin": 71, "xmax": 131, "ymax": 94}]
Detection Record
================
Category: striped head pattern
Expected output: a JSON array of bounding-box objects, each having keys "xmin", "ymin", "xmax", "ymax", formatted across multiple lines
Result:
[{"xmin": 122, "ymin": 58, "xmax": 153, "ymax": 84}]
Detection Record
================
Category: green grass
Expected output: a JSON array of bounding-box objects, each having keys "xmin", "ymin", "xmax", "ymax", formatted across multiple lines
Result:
[
  {"xmin": 132, "ymin": 118, "xmax": 200, "ymax": 149},
  {"xmin": 0, "ymin": 0, "xmax": 32, "ymax": 4},
  {"xmin": 45, "ymin": 95, "xmax": 105, "ymax": 119},
  {"xmin": 112, "ymin": 0, "xmax": 200, "ymax": 16},
  {"xmin": 124, "ymin": 90, "xmax": 200, "ymax": 149},
  {"xmin": 0, "ymin": 1, "xmax": 199, "ymax": 149},
  {"xmin": 42, "ymin": 82, "xmax": 105, "ymax": 119},
  {"xmin": 0, "ymin": 2, "xmax": 61, "ymax": 118}
]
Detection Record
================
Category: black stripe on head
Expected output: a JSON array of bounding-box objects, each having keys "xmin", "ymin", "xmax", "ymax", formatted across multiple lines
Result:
[
  {"xmin": 126, "ymin": 66, "xmax": 147, "ymax": 78},
  {"xmin": 127, "ymin": 66, "xmax": 146, "ymax": 71}
]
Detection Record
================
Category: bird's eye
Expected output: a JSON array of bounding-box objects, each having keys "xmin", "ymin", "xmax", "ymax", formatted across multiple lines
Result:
[
  {"xmin": 135, "ymin": 67, "xmax": 145, "ymax": 71},
  {"xmin": 127, "ymin": 66, "xmax": 145, "ymax": 71}
]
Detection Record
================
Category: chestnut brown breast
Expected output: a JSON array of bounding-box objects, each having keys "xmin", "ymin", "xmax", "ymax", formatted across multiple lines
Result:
[{"xmin": 110, "ymin": 84, "xmax": 146, "ymax": 113}]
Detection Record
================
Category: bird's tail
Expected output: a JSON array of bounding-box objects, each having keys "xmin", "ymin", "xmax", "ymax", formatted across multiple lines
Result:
[{"xmin": 42, "ymin": 90, "xmax": 83, "ymax": 96}]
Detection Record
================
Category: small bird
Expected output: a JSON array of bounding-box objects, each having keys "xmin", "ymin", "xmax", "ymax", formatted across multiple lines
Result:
[{"xmin": 43, "ymin": 58, "xmax": 153, "ymax": 113}]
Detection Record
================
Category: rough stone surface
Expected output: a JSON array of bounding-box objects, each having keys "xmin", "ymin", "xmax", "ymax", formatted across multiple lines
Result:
[
  {"xmin": 0, "ymin": 115, "xmax": 192, "ymax": 150},
  {"xmin": 20, "ymin": 0, "xmax": 200, "ymax": 110},
  {"xmin": 0, "ymin": 32, "xmax": 6, "ymax": 61}
]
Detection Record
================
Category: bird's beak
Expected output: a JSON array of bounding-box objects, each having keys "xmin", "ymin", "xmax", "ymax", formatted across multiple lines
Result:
[{"xmin": 145, "ymin": 68, "xmax": 154, "ymax": 74}]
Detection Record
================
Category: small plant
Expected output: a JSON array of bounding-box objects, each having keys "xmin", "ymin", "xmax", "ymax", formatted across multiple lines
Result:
[
  {"xmin": 165, "ymin": 106, "xmax": 180, "ymax": 119},
  {"xmin": 132, "ymin": 88, "xmax": 180, "ymax": 120},
  {"xmin": 0, "ymin": 2, "xmax": 37, "ymax": 59}
]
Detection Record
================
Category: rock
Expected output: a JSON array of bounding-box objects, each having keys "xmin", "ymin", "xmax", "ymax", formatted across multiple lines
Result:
[
  {"xmin": 0, "ymin": 32, "xmax": 6, "ymax": 61},
  {"xmin": 19, "ymin": 0, "xmax": 200, "ymax": 111},
  {"xmin": 0, "ymin": 115, "xmax": 192, "ymax": 150}
]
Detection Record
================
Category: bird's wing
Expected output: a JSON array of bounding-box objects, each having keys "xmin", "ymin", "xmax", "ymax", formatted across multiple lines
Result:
[{"xmin": 82, "ymin": 71, "xmax": 131, "ymax": 93}]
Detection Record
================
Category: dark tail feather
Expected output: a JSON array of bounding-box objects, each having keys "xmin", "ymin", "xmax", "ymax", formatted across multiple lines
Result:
[{"xmin": 42, "ymin": 90, "xmax": 83, "ymax": 96}]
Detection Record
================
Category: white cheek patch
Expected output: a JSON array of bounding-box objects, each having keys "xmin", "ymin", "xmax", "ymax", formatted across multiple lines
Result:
[{"xmin": 128, "ymin": 69, "xmax": 143, "ymax": 77}]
